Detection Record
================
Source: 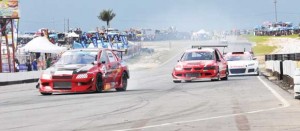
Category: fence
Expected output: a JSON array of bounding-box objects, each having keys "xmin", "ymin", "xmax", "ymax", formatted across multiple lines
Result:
[{"xmin": 265, "ymin": 53, "xmax": 300, "ymax": 98}]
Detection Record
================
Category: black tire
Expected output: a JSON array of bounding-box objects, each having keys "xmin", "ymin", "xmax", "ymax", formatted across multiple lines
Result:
[
  {"xmin": 294, "ymin": 94, "xmax": 300, "ymax": 99},
  {"xmin": 96, "ymin": 73, "xmax": 103, "ymax": 93},
  {"xmin": 41, "ymin": 92, "xmax": 52, "ymax": 95},
  {"xmin": 211, "ymin": 71, "xmax": 220, "ymax": 81},
  {"xmin": 221, "ymin": 68, "xmax": 229, "ymax": 80},
  {"xmin": 256, "ymin": 69, "xmax": 260, "ymax": 76},
  {"xmin": 173, "ymin": 80, "xmax": 181, "ymax": 83},
  {"xmin": 116, "ymin": 73, "xmax": 128, "ymax": 91}
]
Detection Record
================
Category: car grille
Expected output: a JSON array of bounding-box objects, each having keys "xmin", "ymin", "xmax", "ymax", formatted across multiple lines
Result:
[
  {"xmin": 184, "ymin": 68, "xmax": 192, "ymax": 71},
  {"xmin": 230, "ymin": 68, "xmax": 246, "ymax": 74},
  {"xmin": 52, "ymin": 75, "xmax": 73, "ymax": 80},
  {"xmin": 186, "ymin": 73, "xmax": 201, "ymax": 77},
  {"xmin": 53, "ymin": 82, "xmax": 72, "ymax": 89},
  {"xmin": 194, "ymin": 68, "xmax": 202, "ymax": 71},
  {"xmin": 248, "ymin": 69, "xmax": 255, "ymax": 72}
]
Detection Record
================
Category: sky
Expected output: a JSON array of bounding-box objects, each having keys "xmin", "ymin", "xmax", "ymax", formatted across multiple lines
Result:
[{"xmin": 18, "ymin": 0, "xmax": 300, "ymax": 32}]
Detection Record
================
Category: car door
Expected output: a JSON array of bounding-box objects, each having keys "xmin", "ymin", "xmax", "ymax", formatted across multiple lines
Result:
[
  {"xmin": 216, "ymin": 49, "xmax": 227, "ymax": 76},
  {"xmin": 98, "ymin": 50, "xmax": 111, "ymax": 87},
  {"xmin": 106, "ymin": 50, "xmax": 121, "ymax": 88}
]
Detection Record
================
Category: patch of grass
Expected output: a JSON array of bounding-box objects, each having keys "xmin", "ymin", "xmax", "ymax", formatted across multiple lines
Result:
[
  {"xmin": 243, "ymin": 35, "xmax": 277, "ymax": 56},
  {"xmin": 252, "ymin": 44, "xmax": 277, "ymax": 56},
  {"xmin": 243, "ymin": 35, "xmax": 271, "ymax": 44},
  {"xmin": 282, "ymin": 34, "xmax": 299, "ymax": 39}
]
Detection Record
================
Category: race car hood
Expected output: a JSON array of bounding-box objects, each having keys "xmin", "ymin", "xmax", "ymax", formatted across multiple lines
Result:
[
  {"xmin": 227, "ymin": 60, "xmax": 258, "ymax": 68},
  {"xmin": 180, "ymin": 60, "xmax": 216, "ymax": 67},
  {"xmin": 44, "ymin": 64, "xmax": 94, "ymax": 75}
]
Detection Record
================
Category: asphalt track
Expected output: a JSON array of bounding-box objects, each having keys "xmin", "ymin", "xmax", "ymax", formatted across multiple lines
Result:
[{"xmin": 1, "ymin": 41, "xmax": 300, "ymax": 131}]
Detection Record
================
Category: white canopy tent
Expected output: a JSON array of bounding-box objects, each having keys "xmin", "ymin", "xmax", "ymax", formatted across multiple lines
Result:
[
  {"xmin": 20, "ymin": 37, "xmax": 67, "ymax": 54},
  {"xmin": 67, "ymin": 32, "xmax": 79, "ymax": 38}
]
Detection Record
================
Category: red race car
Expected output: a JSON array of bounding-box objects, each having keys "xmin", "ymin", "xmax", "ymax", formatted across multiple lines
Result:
[
  {"xmin": 172, "ymin": 45, "xmax": 228, "ymax": 83},
  {"xmin": 39, "ymin": 48, "xmax": 129, "ymax": 95}
]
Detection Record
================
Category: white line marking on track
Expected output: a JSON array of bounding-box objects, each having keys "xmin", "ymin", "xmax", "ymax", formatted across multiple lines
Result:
[
  {"xmin": 113, "ymin": 76, "xmax": 290, "ymax": 131},
  {"xmin": 257, "ymin": 76, "xmax": 290, "ymax": 107}
]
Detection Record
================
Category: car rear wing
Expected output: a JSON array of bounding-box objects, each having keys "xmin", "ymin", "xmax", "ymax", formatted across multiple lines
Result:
[
  {"xmin": 112, "ymin": 49, "xmax": 127, "ymax": 59},
  {"xmin": 191, "ymin": 44, "xmax": 228, "ymax": 49},
  {"xmin": 192, "ymin": 44, "xmax": 228, "ymax": 54}
]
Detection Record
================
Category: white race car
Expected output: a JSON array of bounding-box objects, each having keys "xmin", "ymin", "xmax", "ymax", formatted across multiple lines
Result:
[{"xmin": 225, "ymin": 52, "xmax": 259, "ymax": 76}]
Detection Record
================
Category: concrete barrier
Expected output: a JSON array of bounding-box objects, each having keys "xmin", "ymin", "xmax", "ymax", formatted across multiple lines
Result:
[
  {"xmin": 294, "ymin": 68, "xmax": 300, "ymax": 99},
  {"xmin": 0, "ymin": 71, "xmax": 42, "ymax": 86}
]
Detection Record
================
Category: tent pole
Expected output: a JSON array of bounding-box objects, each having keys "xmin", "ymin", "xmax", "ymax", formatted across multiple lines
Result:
[
  {"xmin": 0, "ymin": 28, "xmax": 2, "ymax": 73},
  {"xmin": 4, "ymin": 20, "xmax": 12, "ymax": 72},
  {"xmin": 0, "ymin": 19, "xmax": 10, "ymax": 73},
  {"xmin": 10, "ymin": 19, "xmax": 16, "ymax": 72}
]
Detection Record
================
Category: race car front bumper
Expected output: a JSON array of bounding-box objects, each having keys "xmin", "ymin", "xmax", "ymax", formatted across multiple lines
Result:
[
  {"xmin": 172, "ymin": 69, "xmax": 218, "ymax": 81},
  {"xmin": 39, "ymin": 74, "xmax": 96, "ymax": 94},
  {"xmin": 228, "ymin": 67, "xmax": 259, "ymax": 76}
]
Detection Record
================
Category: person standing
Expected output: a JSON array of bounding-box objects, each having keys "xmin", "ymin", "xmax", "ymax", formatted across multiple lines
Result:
[
  {"xmin": 32, "ymin": 59, "xmax": 38, "ymax": 71},
  {"xmin": 46, "ymin": 58, "xmax": 52, "ymax": 68},
  {"xmin": 26, "ymin": 59, "xmax": 32, "ymax": 71},
  {"xmin": 15, "ymin": 58, "xmax": 20, "ymax": 72}
]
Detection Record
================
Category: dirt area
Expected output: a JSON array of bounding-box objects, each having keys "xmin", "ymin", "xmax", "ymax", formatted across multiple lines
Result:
[
  {"xmin": 266, "ymin": 38, "xmax": 300, "ymax": 54},
  {"xmin": 255, "ymin": 37, "xmax": 300, "ymax": 68}
]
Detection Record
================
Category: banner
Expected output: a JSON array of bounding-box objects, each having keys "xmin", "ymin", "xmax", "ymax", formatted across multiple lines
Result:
[
  {"xmin": 0, "ymin": 0, "xmax": 19, "ymax": 19},
  {"xmin": 100, "ymin": 38, "xmax": 107, "ymax": 48},
  {"xmin": 107, "ymin": 35, "xmax": 113, "ymax": 48},
  {"xmin": 92, "ymin": 37, "xmax": 98, "ymax": 48},
  {"xmin": 96, "ymin": 32, "xmax": 100, "ymax": 40}
]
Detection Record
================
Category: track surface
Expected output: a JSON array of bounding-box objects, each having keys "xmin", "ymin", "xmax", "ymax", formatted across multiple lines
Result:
[{"xmin": 1, "ymin": 41, "xmax": 300, "ymax": 131}]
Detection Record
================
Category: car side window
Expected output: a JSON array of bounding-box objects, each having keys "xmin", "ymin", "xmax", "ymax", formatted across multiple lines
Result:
[
  {"xmin": 215, "ymin": 50, "xmax": 220, "ymax": 61},
  {"xmin": 100, "ymin": 51, "xmax": 108, "ymax": 64},
  {"xmin": 106, "ymin": 51, "xmax": 116, "ymax": 62},
  {"xmin": 217, "ymin": 50, "xmax": 224, "ymax": 60}
]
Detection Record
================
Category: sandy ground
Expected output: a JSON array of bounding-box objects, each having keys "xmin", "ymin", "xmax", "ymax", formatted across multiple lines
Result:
[
  {"xmin": 266, "ymin": 37, "xmax": 300, "ymax": 54},
  {"xmin": 251, "ymin": 37, "xmax": 300, "ymax": 68}
]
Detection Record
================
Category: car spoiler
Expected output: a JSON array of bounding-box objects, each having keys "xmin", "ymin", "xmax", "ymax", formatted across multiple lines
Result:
[
  {"xmin": 191, "ymin": 44, "xmax": 228, "ymax": 49},
  {"xmin": 112, "ymin": 49, "xmax": 127, "ymax": 59},
  {"xmin": 192, "ymin": 44, "xmax": 228, "ymax": 54}
]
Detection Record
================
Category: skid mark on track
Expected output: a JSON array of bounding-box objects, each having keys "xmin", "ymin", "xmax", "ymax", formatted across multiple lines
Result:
[
  {"xmin": 232, "ymin": 99, "xmax": 251, "ymax": 131},
  {"xmin": 112, "ymin": 76, "xmax": 290, "ymax": 131}
]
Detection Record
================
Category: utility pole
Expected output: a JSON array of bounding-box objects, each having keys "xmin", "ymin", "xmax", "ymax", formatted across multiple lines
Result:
[
  {"xmin": 52, "ymin": 17, "xmax": 55, "ymax": 31},
  {"xmin": 64, "ymin": 18, "xmax": 65, "ymax": 32},
  {"xmin": 67, "ymin": 18, "xmax": 70, "ymax": 32},
  {"xmin": 274, "ymin": 0, "xmax": 278, "ymax": 22}
]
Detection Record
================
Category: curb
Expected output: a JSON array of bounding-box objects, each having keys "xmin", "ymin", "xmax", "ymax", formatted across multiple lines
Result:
[
  {"xmin": 0, "ymin": 79, "xmax": 39, "ymax": 86},
  {"xmin": 261, "ymin": 71, "xmax": 294, "ymax": 95}
]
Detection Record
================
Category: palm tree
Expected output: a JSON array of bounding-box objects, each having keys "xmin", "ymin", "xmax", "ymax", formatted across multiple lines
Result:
[{"xmin": 98, "ymin": 9, "xmax": 116, "ymax": 29}]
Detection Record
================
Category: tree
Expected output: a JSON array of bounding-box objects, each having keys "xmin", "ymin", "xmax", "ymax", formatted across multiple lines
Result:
[{"xmin": 98, "ymin": 9, "xmax": 116, "ymax": 28}]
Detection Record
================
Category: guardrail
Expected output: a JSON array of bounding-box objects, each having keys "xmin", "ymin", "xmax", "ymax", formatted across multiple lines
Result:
[{"xmin": 265, "ymin": 53, "xmax": 300, "ymax": 99}]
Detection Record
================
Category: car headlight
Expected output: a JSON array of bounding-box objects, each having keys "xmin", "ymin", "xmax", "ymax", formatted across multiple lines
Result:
[
  {"xmin": 248, "ymin": 63, "xmax": 255, "ymax": 66},
  {"xmin": 174, "ymin": 65, "xmax": 183, "ymax": 71},
  {"xmin": 41, "ymin": 74, "xmax": 52, "ymax": 80},
  {"xmin": 76, "ymin": 73, "xmax": 88, "ymax": 79}
]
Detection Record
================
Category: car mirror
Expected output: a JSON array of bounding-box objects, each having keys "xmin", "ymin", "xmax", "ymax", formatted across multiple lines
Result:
[
  {"xmin": 95, "ymin": 55, "xmax": 98, "ymax": 61},
  {"xmin": 92, "ymin": 61, "xmax": 97, "ymax": 65},
  {"xmin": 101, "ymin": 61, "xmax": 106, "ymax": 64}
]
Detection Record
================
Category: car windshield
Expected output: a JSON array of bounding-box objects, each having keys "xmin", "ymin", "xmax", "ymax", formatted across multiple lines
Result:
[
  {"xmin": 181, "ymin": 51, "xmax": 214, "ymax": 61},
  {"xmin": 226, "ymin": 55, "xmax": 252, "ymax": 61},
  {"xmin": 55, "ymin": 51, "xmax": 98, "ymax": 65}
]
